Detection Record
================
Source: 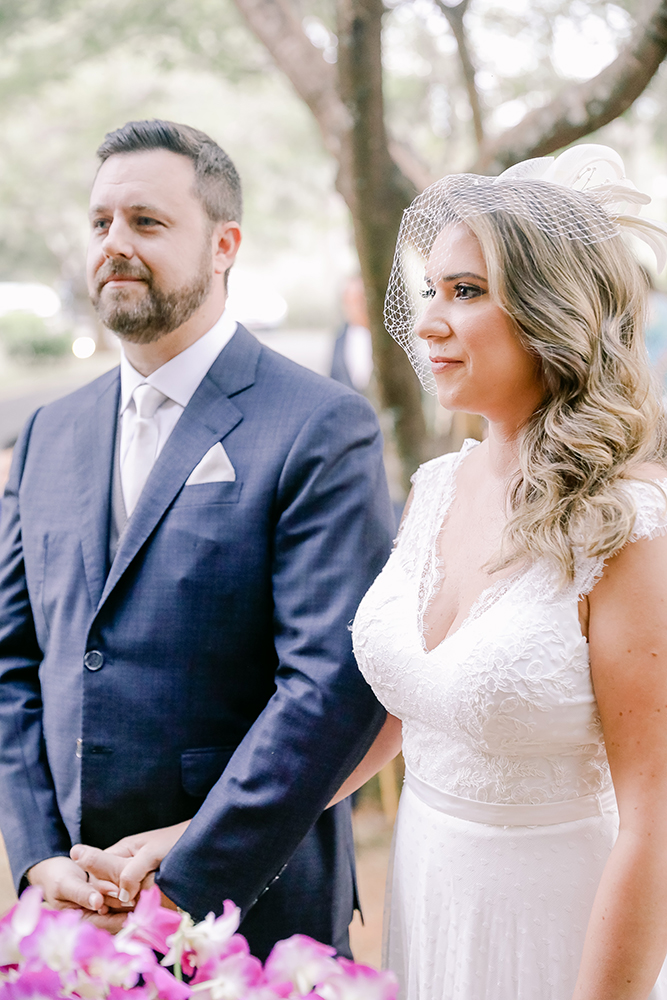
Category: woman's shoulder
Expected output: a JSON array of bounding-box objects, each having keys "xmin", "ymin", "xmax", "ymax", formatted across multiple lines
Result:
[{"xmin": 623, "ymin": 463, "xmax": 667, "ymax": 543}]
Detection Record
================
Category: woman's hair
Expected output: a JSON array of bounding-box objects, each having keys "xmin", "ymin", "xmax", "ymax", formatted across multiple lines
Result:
[{"xmin": 458, "ymin": 187, "xmax": 667, "ymax": 584}]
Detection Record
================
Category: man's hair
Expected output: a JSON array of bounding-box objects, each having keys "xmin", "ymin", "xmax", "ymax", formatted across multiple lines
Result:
[{"xmin": 96, "ymin": 120, "xmax": 243, "ymax": 225}]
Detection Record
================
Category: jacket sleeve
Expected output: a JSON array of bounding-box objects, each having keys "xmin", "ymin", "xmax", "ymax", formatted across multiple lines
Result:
[
  {"xmin": 0, "ymin": 412, "xmax": 71, "ymax": 889},
  {"xmin": 156, "ymin": 390, "xmax": 394, "ymax": 918}
]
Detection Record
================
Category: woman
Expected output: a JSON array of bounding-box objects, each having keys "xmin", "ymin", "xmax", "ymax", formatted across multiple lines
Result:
[{"xmin": 337, "ymin": 146, "xmax": 667, "ymax": 999}]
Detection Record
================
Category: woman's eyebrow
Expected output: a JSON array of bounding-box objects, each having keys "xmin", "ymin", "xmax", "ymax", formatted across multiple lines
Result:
[{"xmin": 440, "ymin": 271, "xmax": 488, "ymax": 282}]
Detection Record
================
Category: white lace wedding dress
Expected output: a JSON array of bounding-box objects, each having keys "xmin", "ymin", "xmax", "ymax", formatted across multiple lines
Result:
[{"xmin": 352, "ymin": 440, "xmax": 667, "ymax": 1000}]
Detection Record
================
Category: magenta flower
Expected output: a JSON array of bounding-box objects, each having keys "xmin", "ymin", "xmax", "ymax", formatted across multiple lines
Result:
[
  {"xmin": 19, "ymin": 909, "xmax": 83, "ymax": 978},
  {"xmin": 118, "ymin": 887, "xmax": 182, "ymax": 956},
  {"xmin": 317, "ymin": 960, "xmax": 399, "ymax": 1000},
  {"xmin": 0, "ymin": 888, "xmax": 44, "ymax": 970},
  {"xmin": 264, "ymin": 936, "xmax": 339, "ymax": 997},
  {"xmin": 162, "ymin": 901, "xmax": 241, "ymax": 975},
  {"xmin": 243, "ymin": 987, "xmax": 288, "ymax": 1000},
  {"xmin": 0, "ymin": 964, "xmax": 64, "ymax": 998},
  {"xmin": 72, "ymin": 921, "xmax": 148, "ymax": 992},
  {"xmin": 107, "ymin": 988, "xmax": 151, "ymax": 1000},
  {"xmin": 141, "ymin": 961, "xmax": 192, "ymax": 1000},
  {"xmin": 189, "ymin": 949, "xmax": 263, "ymax": 999}
]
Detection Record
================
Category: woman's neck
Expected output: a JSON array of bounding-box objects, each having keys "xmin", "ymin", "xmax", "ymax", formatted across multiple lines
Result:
[{"xmin": 484, "ymin": 420, "xmax": 523, "ymax": 481}]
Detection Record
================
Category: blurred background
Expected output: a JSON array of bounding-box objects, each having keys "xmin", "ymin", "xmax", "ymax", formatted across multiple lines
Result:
[{"xmin": 1, "ymin": 0, "xmax": 667, "ymax": 963}]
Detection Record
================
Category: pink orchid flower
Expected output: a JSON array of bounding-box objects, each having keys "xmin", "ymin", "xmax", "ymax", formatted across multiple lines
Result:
[
  {"xmin": 0, "ymin": 888, "xmax": 44, "ymax": 969},
  {"xmin": 118, "ymin": 887, "xmax": 182, "ymax": 957},
  {"xmin": 19, "ymin": 909, "xmax": 83, "ymax": 978},
  {"xmin": 162, "ymin": 901, "xmax": 240, "ymax": 975},
  {"xmin": 189, "ymin": 949, "xmax": 263, "ymax": 999},
  {"xmin": 0, "ymin": 964, "xmax": 64, "ymax": 998},
  {"xmin": 317, "ymin": 960, "xmax": 399, "ymax": 1000},
  {"xmin": 141, "ymin": 961, "xmax": 192, "ymax": 1000},
  {"xmin": 72, "ymin": 921, "xmax": 147, "ymax": 992},
  {"xmin": 264, "ymin": 936, "xmax": 339, "ymax": 997}
]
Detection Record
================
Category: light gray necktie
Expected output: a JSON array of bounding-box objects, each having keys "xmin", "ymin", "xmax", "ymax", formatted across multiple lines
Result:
[{"xmin": 122, "ymin": 383, "xmax": 167, "ymax": 516}]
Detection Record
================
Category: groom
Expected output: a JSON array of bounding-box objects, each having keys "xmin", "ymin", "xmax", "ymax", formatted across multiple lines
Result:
[{"xmin": 0, "ymin": 120, "xmax": 393, "ymax": 957}]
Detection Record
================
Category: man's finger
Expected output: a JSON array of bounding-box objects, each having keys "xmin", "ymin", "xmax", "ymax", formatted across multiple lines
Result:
[{"xmin": 71, "ymin": 845, "xmax": 125, "ymax": 886}]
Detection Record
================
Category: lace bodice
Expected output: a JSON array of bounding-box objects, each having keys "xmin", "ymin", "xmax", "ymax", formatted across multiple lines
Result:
[{"xmin": 353, "ymin": 440, "xmax": 667, "ymax": 805}]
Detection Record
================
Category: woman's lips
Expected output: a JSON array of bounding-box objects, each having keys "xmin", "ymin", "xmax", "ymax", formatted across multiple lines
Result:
[{"xmin": 429, "ymin": 357, "xmax": 462, "ymax": 374}]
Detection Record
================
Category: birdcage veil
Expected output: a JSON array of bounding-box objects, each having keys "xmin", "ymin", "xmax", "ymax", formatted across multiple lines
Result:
[{"xmin": 385, "ymin": 144, "xmax": 667, "ymax": 393}]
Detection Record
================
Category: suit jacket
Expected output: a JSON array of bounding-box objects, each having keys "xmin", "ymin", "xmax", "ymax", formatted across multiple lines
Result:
[{"xmin": 0, "ymin": 325, "xmax": 393, "ymax": 957}]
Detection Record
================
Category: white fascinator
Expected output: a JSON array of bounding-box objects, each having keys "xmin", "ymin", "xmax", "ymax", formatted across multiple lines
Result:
[{"xmin": 385, "ymin": 144, "xmax": 667, "ymax": 392}]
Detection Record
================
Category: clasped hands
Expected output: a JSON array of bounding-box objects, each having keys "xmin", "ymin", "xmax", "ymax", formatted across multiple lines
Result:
[{"xmin": 28, "ymin": 820, "xmax": 190, "ymax": 932}]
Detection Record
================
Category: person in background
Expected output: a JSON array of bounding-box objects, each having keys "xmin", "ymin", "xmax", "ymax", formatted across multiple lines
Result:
[{"xmin": 330, "ymin": 276, "xmax": 374, "ymax": 394}]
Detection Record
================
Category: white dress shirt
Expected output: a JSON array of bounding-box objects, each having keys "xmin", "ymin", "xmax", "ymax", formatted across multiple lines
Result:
[{"xmin": 119, "ymin": 310, "xmax": 238, "ymax": 506}]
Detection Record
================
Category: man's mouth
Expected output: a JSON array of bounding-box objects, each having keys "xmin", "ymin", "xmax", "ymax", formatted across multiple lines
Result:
[{"xmin": 102, "ymin": 276, "xmax": 143, "ymax": 286}]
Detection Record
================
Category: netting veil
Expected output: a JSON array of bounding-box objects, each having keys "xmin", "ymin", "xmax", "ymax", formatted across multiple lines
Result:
[{"xmin": 385, "ymin": 144, "xmax": 667, "ymax": 392}]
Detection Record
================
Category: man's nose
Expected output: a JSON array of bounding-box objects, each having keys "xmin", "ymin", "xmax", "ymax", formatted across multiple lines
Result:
[{"xmin": 101, "ymin": 219, "xmax": 134, "ymax": 259}]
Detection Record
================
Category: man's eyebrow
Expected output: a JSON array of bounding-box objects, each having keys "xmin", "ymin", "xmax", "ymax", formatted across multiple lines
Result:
[{"xmin": 88, "ymin": 203, "xmax": 170, "ymax": 218}]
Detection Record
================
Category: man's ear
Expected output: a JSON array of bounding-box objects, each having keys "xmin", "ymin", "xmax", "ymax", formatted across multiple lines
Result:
[{"xmin": 212, "ymin": 221, "xmax": 242, "ymax": 276}]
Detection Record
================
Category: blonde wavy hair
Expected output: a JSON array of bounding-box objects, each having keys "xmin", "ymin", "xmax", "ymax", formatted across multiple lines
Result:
[{"xmin": 461, "ymin": 195, "xmax": 667, "ymax": 584}]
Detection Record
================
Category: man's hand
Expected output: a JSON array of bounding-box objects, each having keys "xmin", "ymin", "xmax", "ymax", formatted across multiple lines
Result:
[
  {"xmin": 27, "ymin": 856, "xmax": 128, "ymax": 932},
  {"xmin": 71, "ymin": 821, "xmax": 189, "ymax": 910}
]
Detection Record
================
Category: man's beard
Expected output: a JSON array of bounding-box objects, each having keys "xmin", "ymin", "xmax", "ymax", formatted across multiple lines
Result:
[{"xmin": 91, "ymin": 248, "xmax": 213, "ymax": 345}]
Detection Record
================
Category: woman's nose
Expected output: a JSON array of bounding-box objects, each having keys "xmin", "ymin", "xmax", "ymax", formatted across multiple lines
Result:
[{"xmin": 415, "ymin": 299, "xmax": 452, "ymax": 342}]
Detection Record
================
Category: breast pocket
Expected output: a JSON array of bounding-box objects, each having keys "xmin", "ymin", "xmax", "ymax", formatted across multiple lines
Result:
[
  {"xmin": 181, "ymin": 746, "xmax": 236, "ymax": 798},
  {"xmin": 174, "ymin": 481, "xmax": 243, "ymax": 508}
]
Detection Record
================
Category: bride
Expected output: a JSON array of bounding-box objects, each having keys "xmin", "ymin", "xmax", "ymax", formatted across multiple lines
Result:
[{"xmin": 337, "ymin": 145, "xmax": 667, "ymax": 999}]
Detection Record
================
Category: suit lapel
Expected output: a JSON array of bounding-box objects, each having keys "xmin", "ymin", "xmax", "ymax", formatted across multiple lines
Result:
[
  {"xmin": 97, "ymin": 325, "xmax": 260, "ymax": 611},
  {"xmin": 73, "ymin": 370, "xmax": 120, "ymax": 609}
]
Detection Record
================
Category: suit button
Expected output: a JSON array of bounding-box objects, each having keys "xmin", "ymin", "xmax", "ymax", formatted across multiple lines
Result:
[{"xmin": 84, "ymin": 650, "xmax": 104, "ymax": 671}]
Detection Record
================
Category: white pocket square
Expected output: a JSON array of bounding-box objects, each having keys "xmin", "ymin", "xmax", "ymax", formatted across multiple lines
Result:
[{"xmin": 185, "ymin": 442, "xmax": 236, "ymax": 485}]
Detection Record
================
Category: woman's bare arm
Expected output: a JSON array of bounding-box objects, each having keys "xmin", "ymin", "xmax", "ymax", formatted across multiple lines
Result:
[
  {"xmin": 573, "ymin": 531, "xmax": 667, "ymax": 999},
  {"xmin": 329, "ymin": 714, "xmax": 402, "ymax": 807}
]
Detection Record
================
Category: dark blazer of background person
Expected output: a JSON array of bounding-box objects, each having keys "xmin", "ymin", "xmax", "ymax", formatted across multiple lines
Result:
[{"xmin": 0, "ymin": 323, "xmax": 393, "ymax": 957}]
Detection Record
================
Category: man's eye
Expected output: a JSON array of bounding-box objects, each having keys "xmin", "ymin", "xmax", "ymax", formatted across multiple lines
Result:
[
  {"xmin": 137, "ymin": 217, "xmax": 159, "ymax": 227},
  {"xmin": 92, "ymin": 219, "xmax": 109, "ymax": 231},
  {"xmin": 420, "ymin": 287, "xmax": 435, "ymax": 299},
  {"xmin": 454, "ymin": 283, "xmax": 483, "ymax": 299}
]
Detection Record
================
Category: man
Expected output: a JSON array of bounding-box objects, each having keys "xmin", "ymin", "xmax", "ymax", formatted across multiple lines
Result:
[{"xmin": 0, "ymin": 120, "xmax": 393, "ymax": 958}]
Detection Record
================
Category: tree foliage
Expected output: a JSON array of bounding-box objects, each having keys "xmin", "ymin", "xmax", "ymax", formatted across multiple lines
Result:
[{"xmin": 2, "ymin": 0, "xmax": 667, "ymax": 482}]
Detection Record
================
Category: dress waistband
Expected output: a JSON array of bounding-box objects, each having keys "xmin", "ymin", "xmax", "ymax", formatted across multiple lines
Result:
[{"xmin": 404, "ymin": 768, "xmax": 617, "ymax": 827}]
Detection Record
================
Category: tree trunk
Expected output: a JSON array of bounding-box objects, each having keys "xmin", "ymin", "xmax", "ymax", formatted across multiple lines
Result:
[{"xmin": 337, "ymin": 0, "xmax": 428, "ymax": 489}]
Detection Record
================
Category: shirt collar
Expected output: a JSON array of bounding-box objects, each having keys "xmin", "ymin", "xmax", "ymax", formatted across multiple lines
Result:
[{"xmin": 119, "ymin": 309, "xmax": 238, "ymax": 413}]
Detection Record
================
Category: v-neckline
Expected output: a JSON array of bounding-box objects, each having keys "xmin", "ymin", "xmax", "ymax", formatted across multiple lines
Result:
[{"xmin": 417, "ymin": 440, "xmax": 527, "ymax": 655}]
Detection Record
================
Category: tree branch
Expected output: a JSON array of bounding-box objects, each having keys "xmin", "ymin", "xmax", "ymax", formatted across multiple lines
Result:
[
  {"xmin": 474, "ymin": 0, "xmax": 667, "ymax": 174},
  {"xmin": 229, "ymin": 0, "xmax": 432, "ymax": 203},
  {"xmin": 433, "ymin": 0, "xmax": 484, "ymax": 149}
]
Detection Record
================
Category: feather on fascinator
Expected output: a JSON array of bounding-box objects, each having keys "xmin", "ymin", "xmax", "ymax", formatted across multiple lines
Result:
[
  {"xmin": 385, "ymin": 144, "xmax": 667, "ymax": 392},
  {"xmin": 498, "ymin": 144, "xmax": 667, "ymax": 271}
]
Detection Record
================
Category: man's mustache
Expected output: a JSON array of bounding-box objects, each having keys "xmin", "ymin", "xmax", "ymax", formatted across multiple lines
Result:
[{"xmin": 95, "ymin": 260, "xmax": 152, "ymax": 292}]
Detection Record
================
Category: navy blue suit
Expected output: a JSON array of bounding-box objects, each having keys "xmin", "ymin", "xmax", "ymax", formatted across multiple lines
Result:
[{"xmin": 0, "ymin": 325, "xmax": 393, "ymax": 957}]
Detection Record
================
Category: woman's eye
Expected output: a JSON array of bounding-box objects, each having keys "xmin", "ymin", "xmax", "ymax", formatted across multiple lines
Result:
[
  {"xmin": 420, "ymin": 287, "xmax": 435, "ymax": 299},
  {"xmin": 454, "ymin": 283, "xmax": 483, "ymax": 299}
]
